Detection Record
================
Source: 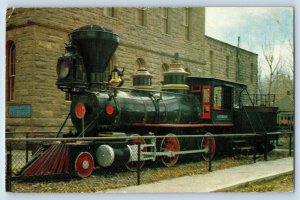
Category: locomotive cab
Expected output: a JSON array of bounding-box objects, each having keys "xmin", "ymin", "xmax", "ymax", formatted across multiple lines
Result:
[{"xmin": 186, "ymin": 77, "xmax": 245, "ymax": 125}]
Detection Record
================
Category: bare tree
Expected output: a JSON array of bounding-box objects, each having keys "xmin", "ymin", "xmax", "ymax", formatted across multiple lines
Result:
[
  {"xmin": 287, "ymin": 38, "xmax": 294, "ymax": 76},
  {"xmin": 261, "ymin": 42, "xmax": 283, "ymax": 94},
  {"xmin": 257, "ymin": 59, "xmax": 267, "ymax": 94}
]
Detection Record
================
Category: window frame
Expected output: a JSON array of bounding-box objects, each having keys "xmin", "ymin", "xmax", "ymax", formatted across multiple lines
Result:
[
  {"xmin": 162, "ymin": 8, "xmax": 169, "ymax": 34},
  {"xmin": 209, "ymin": 50, "xmax": 214, "ymax": 74},
  {"xmin": 226, "ymin": 56, "xmax": 230, "ymax": 77},
  {"xmin": 103, "ymin": 55, "xmax": 116, "ymax": 82},
  {"xmin": 65, "ymin": 93, "xmax": 73, "ymax": 102},
  {"xmin": 6, "ymin": 40, "xmax": 16, "ymax": 102},
  {"xmin": 250, "ymin": 63, "xmax": 254, "ymax": 83},
  {"xmin": 213, "ymin": 86, "xmax": 223, "ymax": 110},
  {"xmin": 104, "ymin": 8, "xmax": 116, "ymax": 18},
  {"xmin": 183, "ymin": 8, "xmax": 190, "ymax": 41},
  {"xmin": 137, "ymin": 8, "xmax": 147, "ymax": 26}
]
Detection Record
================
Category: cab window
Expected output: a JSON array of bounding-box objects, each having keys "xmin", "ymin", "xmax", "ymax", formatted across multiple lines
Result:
[{"xmin": 213, "ymin": 86, "xmax": 222, "ymax": 110}]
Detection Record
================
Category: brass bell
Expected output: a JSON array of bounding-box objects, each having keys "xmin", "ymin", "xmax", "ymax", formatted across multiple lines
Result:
[{"xmin": 109, "ymin": 66, "xmax": 124, "ymax": 87}]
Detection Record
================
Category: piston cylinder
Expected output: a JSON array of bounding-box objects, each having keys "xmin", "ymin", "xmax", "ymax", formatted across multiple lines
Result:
[{"xmin": 96, "ymin": 145, "xmax": 131, "ymax": 167}]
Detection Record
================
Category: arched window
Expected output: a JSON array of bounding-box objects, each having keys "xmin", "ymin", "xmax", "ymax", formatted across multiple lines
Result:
[
  {"xmin": 6, "ymin": 41, "xmax": 16, "ymax": 101},
  {"xmin": 104, "ymin": 55, "xmax": 117, "ymax": 82},
  {"xmin": 185, "ymin": 68, "xmax": 191, "ymax": 74},
  {"xmin": 135, "ymin": 58, "xmax": 146, "ymax": 70},
  {"xmin": 161, "ymin": 63, "xmax": 169, "ymax": 82},
  {"xmin": 162, "ymin": 63, "xmax": 169, "ymax": 72}
]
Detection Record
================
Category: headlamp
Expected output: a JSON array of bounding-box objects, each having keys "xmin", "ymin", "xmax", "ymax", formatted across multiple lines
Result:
[{"xmin": 57, "ymin": 59, "xmax": 71, "ymax": 80}]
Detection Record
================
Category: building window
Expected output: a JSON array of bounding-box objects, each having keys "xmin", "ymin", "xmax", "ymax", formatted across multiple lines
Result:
[
  {"xmin": 209, "ymin": 51, "xmax": 214, "ymax": 74},
  {"xmin": 226, "ymin": 56, "xmax": 230, "ymax": 77},
  {"xmin": 104, "ymin": 8, "xmax": 116, "ymax": 18},
  {"xmin": 183, "ymin": 8, "xmax": 190, "ymax": 40},
  {"xmin": 250, "ymin": 63, "xmax": 254, "ymax": 83},
  {"xmin": 6, "ymin": 41, "xmax": 16, "ymax": 101},
  {"xmin": 162, "ymin": 63, "xmax": 169, "ymax": 72},
  {"xmin": 136, "ymin": 58, "xmax": 146, "ymax": 70},
  {"xmin": 213, "ymin": 86, "xmax": 222, "ymax": 110},
  {"xmin": 162, "ymin": 8, "xmax": 169, "ymax": 34},
  {"xmin": 137, "ymin": 8, "xmax": 147, "ymax": 26},
  {"xmin": 161, "ymin": 63, "xmax": 169, "ymax": 82},
  {"xmin": 104, "ymin": 55, "xmax": 117, "ymax": 82}
]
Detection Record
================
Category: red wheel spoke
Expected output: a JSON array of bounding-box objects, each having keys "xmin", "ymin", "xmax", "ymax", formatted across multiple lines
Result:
[
  {"xmin": 160, "ymin": 133, "xmax": 180, "ymax": 167},
  {"xmin": 201, "ymin": 132, "xmax": 216, "ymax": 161}
]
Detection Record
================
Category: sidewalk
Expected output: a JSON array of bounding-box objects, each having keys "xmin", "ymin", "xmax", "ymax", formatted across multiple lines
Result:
[{"xmin": 106, "ymin": 157, "xmax": 293, "ymax": 193}]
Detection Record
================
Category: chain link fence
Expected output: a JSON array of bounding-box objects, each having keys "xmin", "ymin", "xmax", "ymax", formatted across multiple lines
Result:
[{"xmin": 6, "ymin": 131, "xmax": 293, "ymax": 193}]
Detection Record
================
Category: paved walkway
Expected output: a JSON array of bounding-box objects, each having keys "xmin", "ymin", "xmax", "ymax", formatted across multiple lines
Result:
[{"xmin": 106, "ymin": 157, "xmax": 293, "ymax": 193}]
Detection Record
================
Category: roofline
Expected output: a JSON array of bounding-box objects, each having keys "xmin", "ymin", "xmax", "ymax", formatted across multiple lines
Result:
[
  {"xmin": 186, "ymin": 76, "xmax": 247, "ymax": 87},
  {"xmin": 205, "ymin": 35, "xmax": 258, "ymax": 56}
]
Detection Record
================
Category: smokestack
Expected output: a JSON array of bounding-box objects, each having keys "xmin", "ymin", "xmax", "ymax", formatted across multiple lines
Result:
[{"xmin": 70, "ymin": 25, "xmax": 120, "ymax": 85}]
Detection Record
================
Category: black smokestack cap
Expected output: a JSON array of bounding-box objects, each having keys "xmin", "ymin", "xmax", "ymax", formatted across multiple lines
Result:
[{"xmin": 70, "ymin": 25, "xmax": 120, "ymax": 82}]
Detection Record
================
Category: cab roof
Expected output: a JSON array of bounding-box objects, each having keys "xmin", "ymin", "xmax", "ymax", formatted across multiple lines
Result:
[{"xmin": 186, "ymin": 76, "xmax": 246, "ymax": 89}]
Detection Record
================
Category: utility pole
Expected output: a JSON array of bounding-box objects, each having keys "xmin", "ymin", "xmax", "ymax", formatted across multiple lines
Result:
[{"xmin": 236, "ymin": 36, "xmax": 241, "ymax": 82}]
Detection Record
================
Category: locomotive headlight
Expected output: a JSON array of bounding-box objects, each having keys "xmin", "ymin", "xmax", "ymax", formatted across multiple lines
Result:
[{"xmin": 57, "ymin": 60, "xmax": 71, "ymax": 80}]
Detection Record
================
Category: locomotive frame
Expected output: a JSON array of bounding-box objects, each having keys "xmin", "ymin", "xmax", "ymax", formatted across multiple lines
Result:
[{"xmin": 16, "ymin": 25, "xmax": 279, "ymax": 178}]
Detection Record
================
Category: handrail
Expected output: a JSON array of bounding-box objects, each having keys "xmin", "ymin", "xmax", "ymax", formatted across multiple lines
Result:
[
  {"xmin": 6, "ymin": 131, "xmax": 68, "ymax": 134},
  {"xmin": 242, "ymin": 93, "xmax": 276, "ymax": 106},
  {"xmin": 240, "ymin": 88, "xmax": 267, "ymax": 134},
  {"xmin": 5, "ymin": 131, "xmax": 292, "ymax": 142}
]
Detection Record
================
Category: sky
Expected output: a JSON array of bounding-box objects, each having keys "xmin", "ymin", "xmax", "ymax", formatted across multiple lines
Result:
[{"xmin": 205, "ymin": 7, "xmax": 294, "ymax": 77}]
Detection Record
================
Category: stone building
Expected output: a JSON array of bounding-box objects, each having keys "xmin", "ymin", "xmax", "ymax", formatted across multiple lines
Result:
[{"xmin": 5, "ymin": 8, "xmax": 258, "ymax": 132}]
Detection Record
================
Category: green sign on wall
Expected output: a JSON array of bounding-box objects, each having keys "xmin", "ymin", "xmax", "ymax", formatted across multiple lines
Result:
[{"xmin": 8, "ymin": 104, "xmax": 32, "ymax": 118}]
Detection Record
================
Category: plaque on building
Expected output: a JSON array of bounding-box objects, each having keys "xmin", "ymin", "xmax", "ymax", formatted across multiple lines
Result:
[{"xmin": 8, "ymin": 104, "xmax": 32, "ymax": 118}]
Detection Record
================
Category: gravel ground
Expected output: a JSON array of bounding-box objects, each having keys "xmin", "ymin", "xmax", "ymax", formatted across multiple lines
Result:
[{"xmin": 10, "ymin": 150, "xmax": 291, "ymax": 193}]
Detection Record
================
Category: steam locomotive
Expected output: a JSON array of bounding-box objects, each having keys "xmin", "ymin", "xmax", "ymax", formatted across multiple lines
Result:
[{"xmin": 18, "ymin": 25, "xmax": 278, "ymax": 178}]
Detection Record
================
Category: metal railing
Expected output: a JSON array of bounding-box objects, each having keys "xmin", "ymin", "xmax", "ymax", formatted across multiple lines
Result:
[
  {"xmin": 5, "ymin": 131, "xmax": 293, "ymax": 192},
  {"xmin": 242, "ymin": 94, "xmax": 276, "ymax": 106}
]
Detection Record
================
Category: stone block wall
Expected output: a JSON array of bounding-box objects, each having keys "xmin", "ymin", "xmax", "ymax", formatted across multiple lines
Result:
[{"xmin": 205, "ymin": 36, "xmax": 258, "ymax": 93}]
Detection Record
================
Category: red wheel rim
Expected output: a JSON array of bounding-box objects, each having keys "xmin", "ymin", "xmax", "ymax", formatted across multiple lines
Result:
[
  {"xmin": 201, "ymin": 133, "xmax": 216, "ymax": 161},
  {"xmin": 75, "ymin": 152, "xmax": 94, "ymax": 178},
  {"xmin": 125, "ymin": 134, "xmax": 147, "ymax": 171},
  {"xmin": 161, "ymin": 134, "xmax": 180, "ymax": 167}
]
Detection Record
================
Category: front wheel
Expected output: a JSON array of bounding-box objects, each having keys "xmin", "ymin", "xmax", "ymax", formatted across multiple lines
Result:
[{"xmin": 75, "ymin": 152, "xmax": 94, "ymax": 178}]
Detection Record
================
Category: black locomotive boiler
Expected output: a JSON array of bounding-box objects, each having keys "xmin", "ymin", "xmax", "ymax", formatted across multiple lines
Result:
[{"xmin": 18, "ymin": 25, "xmax": 278, "ymax": 178}]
